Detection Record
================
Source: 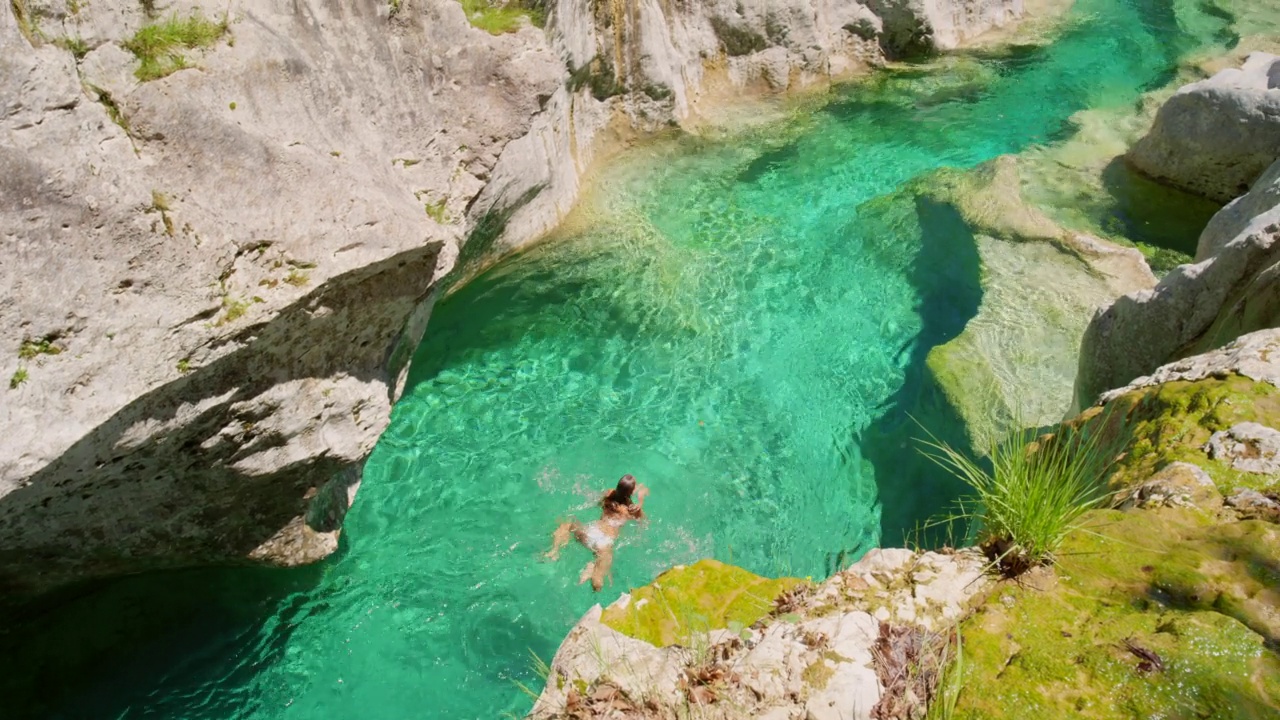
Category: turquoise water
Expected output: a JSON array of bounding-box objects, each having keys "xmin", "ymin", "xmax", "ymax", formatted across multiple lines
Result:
[{"xmin": 0, "ymin": 1, "xmax": 1237, "ymax": 718}]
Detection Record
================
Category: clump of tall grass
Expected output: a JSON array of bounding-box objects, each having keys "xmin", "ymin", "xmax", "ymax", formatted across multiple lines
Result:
[
  {"xmin": 919, "ymin": 413, "xmax": 1125, "ymax": 576},
  {"xmin": 124, "ymin": 12, "xmax": 228, "ymax": 81}
]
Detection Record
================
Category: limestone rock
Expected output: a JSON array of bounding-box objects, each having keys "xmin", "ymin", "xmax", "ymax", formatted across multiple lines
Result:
[
  {"xmin": 1128, "ymin": 52, "xmax": 1280, "ymax": 204},
  {"xmin": 1076, "ymin": 161, "xmax": 1280, "ymax": 408},
  {"xmin": 1115, "ymin": 462, "xmax": 1221, "ymax": 510},
  {"xmin": 865, "ymin": 0, "xmax": 1025, "ymax": 57},
  {"xmin": 1204, "ymin": 422, "xmax": 1280, "ymax": 475},
  {"xmin": 0, "ymin": 0, "xmax": 562, "ymax": 599},
  {"xmin": 1096, "ymin": 328, "xmax": 1280, "ymax": 404},
  {"xmin": 527, "ymin": 550, "xmax": 989, "ymax": 719},
  {"xmin": 1225, "ymin": 488, "xmax": 1280, "ymax": 521}
]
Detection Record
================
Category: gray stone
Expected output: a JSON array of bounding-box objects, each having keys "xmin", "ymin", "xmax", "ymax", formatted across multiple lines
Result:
[
  {"xmin": 1204, "ymin": 422, "xmax": 1280, "ymax": 475},
  {"xmin": 1076, "ymin": 161, "xmax": 1280, "ymax": 408},
  {"xmin": 1128, "ymin": 52, "xmax": 1280, "ymax": 203},
  {"xmin": 1225, "ymin": 488, "xmax": 1280, "ymax": 521},
  {"xmin": 1116, "ymin": 462, "xmax": 1221, "ymax": 510},
  {"xmin": 1096, "ymin": 328, "xmax": 1280, "ymax": 404}
]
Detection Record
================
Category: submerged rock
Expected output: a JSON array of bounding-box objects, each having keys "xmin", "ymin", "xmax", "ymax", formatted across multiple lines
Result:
[
  {"xmin": 1128, "ymin": 52, "xmax": 1280, "ymax": 204},
  {"xmin": 918, "ymin": 157, "xmax": 1154, "ymax": 448}
]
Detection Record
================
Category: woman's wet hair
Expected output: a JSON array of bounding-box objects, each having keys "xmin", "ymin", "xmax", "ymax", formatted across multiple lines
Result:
[{"xmin": 603, "ymin": 474, "xmax": 637, "ymax": 508}]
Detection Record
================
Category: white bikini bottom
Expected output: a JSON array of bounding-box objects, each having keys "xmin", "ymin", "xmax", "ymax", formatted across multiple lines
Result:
[{"xmin": 582, "ymin": 523, "xmax": 614, "ymax": 551}]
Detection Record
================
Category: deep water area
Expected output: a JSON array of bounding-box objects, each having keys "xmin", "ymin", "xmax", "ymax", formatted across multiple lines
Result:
[{"xmin": 0, "ymin": 0, "xmax": 1240, "ymax": 717}]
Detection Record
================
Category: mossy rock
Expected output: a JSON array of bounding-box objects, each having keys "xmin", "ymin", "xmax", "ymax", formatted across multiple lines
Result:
[
  {"xmin": 954, "ymin": 507, "xmax": 1280, "ymax": 719},
  {"xmin": 1079, "ymin": 374, "xmax": 1280, "ymax": 494},
  {"xmin": 600, "ymin": 559, "xmax": 803, "ymax": 647}
]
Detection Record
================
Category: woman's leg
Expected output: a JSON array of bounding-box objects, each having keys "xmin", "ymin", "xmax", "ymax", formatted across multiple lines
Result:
[
  {"xmin": 586, "ymin": 548, "xmax": 613, "ymax": 592},
  {"xmin": 545, "ymin": 520, "xmax": 579, "ymax": 560}
]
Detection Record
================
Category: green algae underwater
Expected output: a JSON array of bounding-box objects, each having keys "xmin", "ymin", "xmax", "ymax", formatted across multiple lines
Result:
[{"xmin": 0, "ymin": 0, "xmax": 1254, "ymax": 717}]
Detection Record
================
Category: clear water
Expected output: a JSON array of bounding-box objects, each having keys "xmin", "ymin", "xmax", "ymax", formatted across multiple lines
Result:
[{"xmin": 1, "ymin": 1, "xmax": 1236, "ymax": 718}]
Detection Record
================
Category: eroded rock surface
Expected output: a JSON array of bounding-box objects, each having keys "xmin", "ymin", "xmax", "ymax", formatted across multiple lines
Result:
[
  {"xmin": 1128, "ymin": 52, "xmax": 1280, "ymax": 204},
  {"xmin": 1076, "ymin": 160, "xmax": 1280, "ymax": 409},
  {"xmin": 527, "ymin": 552, "xmax": 989, "ymax": 720}
]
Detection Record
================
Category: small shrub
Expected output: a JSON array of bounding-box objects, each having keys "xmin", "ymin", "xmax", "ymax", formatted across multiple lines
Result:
[
  {"xmin": 918, "ymin": 414, "xmax": 1125, "ymax": 575},
  {"xmin": 124, "ymin": 12, "xmax": 228, "ymax": 81},
  {"xmin": 9, "ymin": 367, "xmax": 28, "ymax": 389},
  {"xmin": 18, "ymin": 338, "xmax": 61, "ymax": 360},
  {"xmin": 176, "ymin": 358, "xmax": 191, "ymax": 374}
]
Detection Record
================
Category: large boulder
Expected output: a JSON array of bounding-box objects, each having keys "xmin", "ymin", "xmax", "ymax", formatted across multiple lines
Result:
[
  {"xmin": 864, "ymin": 0, "xmax": 1025, "ymax": 57},
  {"xmin": 1127, "ymin": 52, "xmax": 1280, "ymax": 204},
  {"xmin": 1075, "ymin": 159, "xmax": 1280, "ymax": 408}
]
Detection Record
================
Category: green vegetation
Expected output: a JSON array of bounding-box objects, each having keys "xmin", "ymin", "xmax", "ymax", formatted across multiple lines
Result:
[
  {"xmin": 18, "ymin": 338, "xmax": 61, "ymax": 360},
  {"xmin": 283, "ymin": 269, "xmax": 309, "ymax": 287},
  {"xmin": 86, "ymin": 85, "xmax": 129, "ymax": 132},
  {"xmin": 148, "ymin": 190, "xmax": 174, "ymax": 235},
  {"xmin": 124, "ymin": 12, "xmax": 228, "ymax": 82},
  {"xmin": 228, "ymin": 101, "xmax": 236, "ymax": 110},
  {"xmin": 1081, "ymin": 375, "xmax": 1280, "ymax": 494},
  {"xmin": 424, "ymin": 200, "xmax": 449, "ymax": 223},
  {"xmin": 11, "ymin": 0, "xmax": 38, "ymax": 44},
  {"xmin": 709, "ymin": 16, "xmax": 768, "ymax": 56},
  {"xmin": 600, "ymin": 559, "xmax": 804, "ymax": 647},
  {"xmin": 927, "ymin": 629, "xmax": 965, "ymax": 720},
  {"xmin": 176, "ymin": 358, "xmax": 191, "ymax": 374},
  {"xmin": 920, "ymin": 414, "xmax": 1125, "ymax": 575},
  {"xmin": 954, "ymin": 507, "xmax": 1280, "ymax": 719},
  {"xmin": 458, "ymin": 0, "xmax": 544, "ymax": 35},
  {"xmin": 9, "ymin": 367, "xmax": 28, "ymax": 390},
  {"xmin": 54, "ymin": 35, "xmax": 90, "ymax": 60}
]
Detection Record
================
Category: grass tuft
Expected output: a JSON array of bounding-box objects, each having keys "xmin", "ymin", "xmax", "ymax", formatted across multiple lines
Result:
[
  {"xmin": 54, "ymin": 35, "xmax": 90, "ymax": 59},
  {"xmin": 918, "ymin": 413, "xmax": 1125, "ymax": 575},
  {"xmin": 124, "ymin": 12, "xmax": 228, "ymax": 81},
  {"xmin": 18, "ymin": 338, "xmax": 61, "ymax": 360},
  {"xmin": 9, "ymin": 367, "xmax": 28, "ymax": 390}
]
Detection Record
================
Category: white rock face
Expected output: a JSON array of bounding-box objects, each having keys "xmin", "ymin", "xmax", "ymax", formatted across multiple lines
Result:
[
  {"xmin": 1128, "ymin": 52, "xmax": 1280, "ymax": 204},
  {"xmin": 1094, "ymin": 328, "xmax": 1280, "ymax": 404},
  {"xmin": 0, "ymin": 0, "xmax": 1032, "ymax": 600},
  {"xmin": 527, "ymin": 550, "xmax": 989, "ymax": 720},
  {"xmin": 1075, "ymin": 160, "xmax": 1280, "ymax": 408}
]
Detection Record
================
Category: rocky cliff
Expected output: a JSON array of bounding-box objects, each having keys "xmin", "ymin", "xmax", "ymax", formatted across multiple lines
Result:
[
  {"xmin": 0, "ymin": 0, "xmax": 1028, "ymax": 602},
  {"xmin": 1076, "ymin": 54, "xmax": 1280, "ymax": 408}
]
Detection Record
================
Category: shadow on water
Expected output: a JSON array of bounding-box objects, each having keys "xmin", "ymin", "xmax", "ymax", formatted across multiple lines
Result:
[
  {"xmin": 860, "ymin": 193, "xmax": 984, "ymax": 550},
  {"xmin": 0, "ymin": 559, "xmax": 329, "ymax": 720},
  {"xmin": 1099, "ymin": 157, "xmax": 1223, "ymax": 256}
]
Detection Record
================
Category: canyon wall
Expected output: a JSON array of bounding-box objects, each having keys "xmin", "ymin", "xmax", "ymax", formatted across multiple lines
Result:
[{"xmin": 0, "ymin": 0, "xmax": 1025, "ymax": 602}]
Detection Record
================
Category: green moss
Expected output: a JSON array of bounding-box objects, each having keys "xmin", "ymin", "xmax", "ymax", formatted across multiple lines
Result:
[
  {"xmin": 1079, "ymin": 375, "xmax": 1280, "ymax": 494},
  {"xmin": 425, "ymin": 200, "xmax": 449, "ymax": 223},
  {"xmin": 600, "ymin": 559, "xmax": 803, "ymax": 647},
  {"xmin": 458, "ymin": 0, "xmax": 543, "ymax": 34},
  {"xmin": 953, "ymin": 507, "xmax": 1280, "ymax": 719},
  {"xmin": 709, "ymin": 16, "xmax": 767, "ymax": 56},
  {"xmin": 124, "ymin": 12, "xmax": 228, "ymax": 81},
  {"xmin": 802, "ymin": 659, "xmax": 835, "ymax": 690}
]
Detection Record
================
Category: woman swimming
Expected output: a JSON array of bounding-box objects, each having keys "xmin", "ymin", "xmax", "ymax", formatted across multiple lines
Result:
[{"xmin": 545, "ymin": 474, "xmax": 649, "ymax": 591}]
